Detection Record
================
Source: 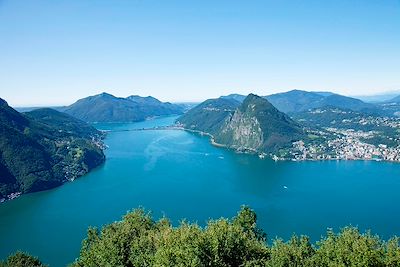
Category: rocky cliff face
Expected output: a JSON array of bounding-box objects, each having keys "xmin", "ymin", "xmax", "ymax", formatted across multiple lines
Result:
[
  {"xmin": 217, "ymin": 110, "xmax": 263, "ymax": 152},
  {"xmin": 215, "ymin": 94, "xmax": 305, "ymax": 153},
  {"xmin": 178, "ymin": 94, "xmax": 305, "ymax": 154}
]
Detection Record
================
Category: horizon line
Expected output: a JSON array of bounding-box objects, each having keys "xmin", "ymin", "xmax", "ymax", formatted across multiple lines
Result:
[{"xmin": 6, "ymin": 88, "xmax": 400, "ymax": 108}]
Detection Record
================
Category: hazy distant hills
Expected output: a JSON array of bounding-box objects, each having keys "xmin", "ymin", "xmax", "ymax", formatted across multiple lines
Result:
[
  {"xmin": 63, "ymin": 93, "xmax": 184, "ymax": 123},
  {"xmin": 377, "ymin": 95, "xmax": 400, "ymax": 117},
  {"xmin": 388, "ymin": 95, "xmax": 400, "ymax": 103},
  {"xmin": 220, "ymin": 94, "xmax": 247, "ymax": 103},
  {"xmin": 222, "ymin": 90, "xmax": 389, "ymax": 115},
  {"xmin": 0, "ymin": 99, "xmax": 105, "ymax": 200},
  {"xmin": 355, "ymin": 91, "xmax": 400, "ymax": 103},
  {"xmin": 15, "ymin": 90, "xmax": 400, "ymax": 121},
  {"xmin": 178, "ymin": 94, "xmax": 304, "ymax": 153},
  {"xmin": 266, "ymin": 90, "xmax": 327, "ymax": 113}
]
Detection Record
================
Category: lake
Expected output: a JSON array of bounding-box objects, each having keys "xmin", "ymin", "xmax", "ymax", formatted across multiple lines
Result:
[{"xmin": 1, "ymin": 116, "xmax": 400, "ymax": 266}]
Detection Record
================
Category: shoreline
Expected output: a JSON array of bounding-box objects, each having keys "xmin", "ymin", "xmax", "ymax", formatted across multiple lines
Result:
[
  {"xmin": 180, "ymin": 127, "xmax": 400, "ymax": 164},
  {"xmin": 0, "ymin": 148, "xmax": 106, "ymax": 205}
]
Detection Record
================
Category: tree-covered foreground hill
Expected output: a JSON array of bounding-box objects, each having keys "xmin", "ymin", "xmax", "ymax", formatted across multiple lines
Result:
[{"xmin": 3, "ymin": 206, "xmax": 400, "ymax": 267}]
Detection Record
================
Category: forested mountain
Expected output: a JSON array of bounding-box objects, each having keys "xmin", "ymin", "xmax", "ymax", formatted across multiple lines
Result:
[
  {"xmin": 127, "ymin": 95, "xmax": 184, "ymax": 116},
  {"xmin": 265, "ymin": 89, "xmax": 379, "ymax": 114},
  {"xmin": 177, "ymin": 97, "xmax": 241, "ymax": 135},
  {"xmin": 64, "ymin": 93, "xmax": 184, "ymax": 122},
  {"xmin": 265, "ymin": 90, "xmax": 324, "ymax": 113},
  {"xmin": 214, "ymin": 94, "xmax": 305, "ymax": 153},
  {"xmin": 178, "ymin": 94, "xmax": 304, "ymax": 153},
  {"xmin": 220, "ymin": 90, "xmax": 381, "ymax": 115},
  {"xmin": 0, "ymin": 99, "xmax": 105, "ymax": 201}
]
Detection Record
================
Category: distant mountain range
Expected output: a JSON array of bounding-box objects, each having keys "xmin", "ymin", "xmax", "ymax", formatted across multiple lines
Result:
[
  {"xmin": 223, "ymin": 90, "xmax": 384, "ymax": 115},
  {"xmin": 63, "ymin": 93, "xmax": 185, "ymax": 123},
  {"xmin": 220, "ymin": 94, "xmax": 247, "ymax": 103},
  {"xmin": 0, "ymin": 98, "xmax": 105, "ymax": 200},
  {"xmin": 388, "ymin": 95, "xmax": 400, "ymax": 103},
  {"xmin": 14, "ymin": 90, "xmax": 400, "ymax": 120},
  {"xmin": 178, "ymin": 94, "xmax": 305, "ymax": 153},
  {"xmin": 354, "ymin": 91, "xmax": 400, "ymax": 103}
]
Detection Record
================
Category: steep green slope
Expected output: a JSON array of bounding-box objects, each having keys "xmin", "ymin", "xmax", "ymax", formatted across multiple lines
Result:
[
  {"xmin": 64, "ymin": 93, "xmax": 184, "ymax": 123},
  {"xmin": 215, "ymin": 94, "xmax": 305, "ymax": 153},
  {"xmin": 177, "ymin": 97, "xmax": 240, "ymax": 135},
  {"xmin": 177, "ymin": 94, "xmax": 304, "ymax": 154},
  {"xmin": 0, "ymin": 100, "xmax": 105, "ymax": 200}
]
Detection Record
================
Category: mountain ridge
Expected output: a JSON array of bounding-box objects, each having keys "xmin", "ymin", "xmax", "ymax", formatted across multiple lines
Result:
[
  {"xmin": 64, "ymin": 93, "xmax": 184, "ymax": 123},
  {"xmin": 178, "ymin": 94, "xmax": 305, "ymax": 154},
  {"xmin": 215, "ymin": 94, "xmax": 304, "ymax": 153},
  {"xmin": 221, "ymin": 90, "xmax": 384, "ymax": 115}
]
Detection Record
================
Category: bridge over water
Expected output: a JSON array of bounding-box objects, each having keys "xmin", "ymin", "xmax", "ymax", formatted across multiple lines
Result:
[{"xmin": 102, "ymin": 125, "xmax": 184, "ymax": 133}]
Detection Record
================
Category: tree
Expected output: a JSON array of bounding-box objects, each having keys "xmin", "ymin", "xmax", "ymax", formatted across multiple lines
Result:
[{"xmin": 0, "ymin": 252, "xmax": 46, "ymax": 267}]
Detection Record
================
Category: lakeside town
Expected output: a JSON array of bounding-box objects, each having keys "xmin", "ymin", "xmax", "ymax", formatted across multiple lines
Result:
[
  {"xmin": 288, "ymin": 131, "xmax": 400, "ymax": 162},
  {"xmin": 276, "ymin": 112, "xmax": 400, "ymax": 162}
]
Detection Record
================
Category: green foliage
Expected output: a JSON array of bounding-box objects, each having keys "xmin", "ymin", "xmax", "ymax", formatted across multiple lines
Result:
[
  {"xmin": 313, "ymin": 227, "xmax": 385, "ymax": 267},
  {"xmin": 177, "ymin": 97, "xmax": 240, "ymax": 135},
  {"xmin": 2, "ymin": 207, "xmax": 400, "ymax": 266},
  {"xmin": 268, "ymin": 236, "xmax": 314, "ymax": 267},
  {"xmin": 69, "ymin": 206, "xmax": 400, "ymax": 267},
  {"xmin": 385, "ymin": 238, "xmax": 400, "ymax": 267},
  {"xmin": 0, "ymin": 100, "xmax": 105, "ymax": 198},
  {"xmin": 0, "ymin": 251, "xmax": 46, "ymax": 267},
  {"xmin": 70, "ymin": 206, "xmax": 269, "ymax": 267}
]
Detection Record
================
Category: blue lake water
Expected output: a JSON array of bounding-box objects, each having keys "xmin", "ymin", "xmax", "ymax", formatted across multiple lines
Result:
[{"xmin": 1, "ymin": 116, "xmax": 400, "ymax": 266}]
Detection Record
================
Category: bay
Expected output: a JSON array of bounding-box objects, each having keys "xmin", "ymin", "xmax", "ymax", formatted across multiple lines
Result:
[{"xmin": 1, "ymin": 116, "xmax": 400, "ymax": 266}]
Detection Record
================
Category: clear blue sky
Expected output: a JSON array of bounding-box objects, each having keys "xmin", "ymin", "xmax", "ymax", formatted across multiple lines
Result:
[{"xmin": 0, "ymin": 0, "xmax": 399, "ymax": 106}]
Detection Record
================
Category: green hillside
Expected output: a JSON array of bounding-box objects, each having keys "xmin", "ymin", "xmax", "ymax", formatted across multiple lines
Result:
[
  {"xmin": 215, "ymin": 94, "xmax": 305, "ymax": 153},
  {"xmin": 178, "ymin": 94, "xmax": 304, "ymax": 154},
  {"xmin": 177, "ymin": 97, "xmax": 240, "ymax": 135},
  {"xmin": 64, "ymin": 93, "xmax": 184, "ymax": 123},
  {"xmin": 0, "ymin": 100, "xmax": 105, "ymax": 200}
]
